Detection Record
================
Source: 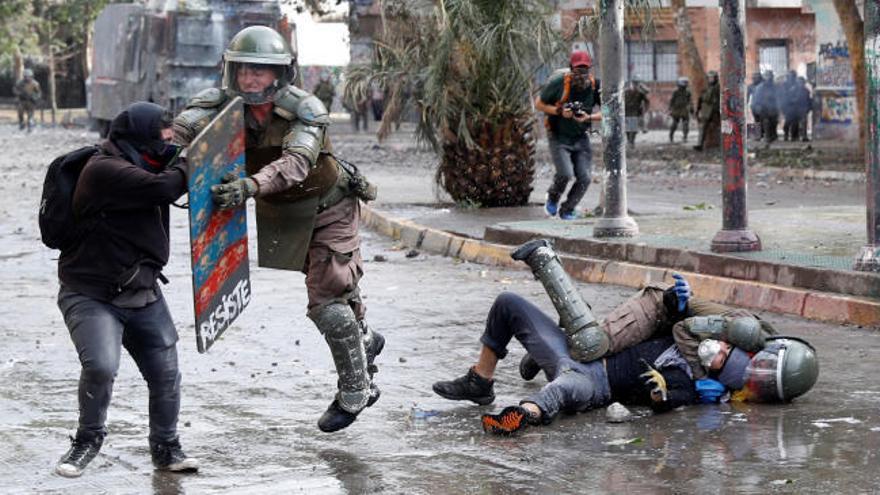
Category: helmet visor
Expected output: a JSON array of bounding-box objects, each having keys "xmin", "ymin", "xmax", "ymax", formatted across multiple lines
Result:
[
  {"xmin": 740, "ymin": 345, "xmax": 784, "ymax": 402},
  {"xmin": 222, "ymin": 61, "xmax": 291, "ymax": 105}
]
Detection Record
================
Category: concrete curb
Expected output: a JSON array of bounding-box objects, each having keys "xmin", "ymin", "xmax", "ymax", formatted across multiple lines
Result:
[
  {"xmin": 484, "ymin": 226, "xmax": 880, "ymax": 301},
  {"xmin": 361, "ymin": 204, "xmax": 880, "ymax": 329}
]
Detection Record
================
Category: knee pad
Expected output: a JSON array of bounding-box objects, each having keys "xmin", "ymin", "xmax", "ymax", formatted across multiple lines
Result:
[{"xmin": 568, "ymin": 326, "xmax": 610, "ymax": 363}]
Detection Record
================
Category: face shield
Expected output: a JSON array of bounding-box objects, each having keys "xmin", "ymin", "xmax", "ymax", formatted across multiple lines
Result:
[
  {"xmin": 221, "ymin": 62, "xmax": 293, "ymax": 105},
  {"xmin": 738, "ymin": 338, "xmax": 819, "ymax": 403}
]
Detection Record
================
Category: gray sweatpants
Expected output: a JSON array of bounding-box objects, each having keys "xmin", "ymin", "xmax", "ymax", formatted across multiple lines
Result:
[{"xmin": 479, "ymin": 292, "xmax": 611, "ymax": 421}]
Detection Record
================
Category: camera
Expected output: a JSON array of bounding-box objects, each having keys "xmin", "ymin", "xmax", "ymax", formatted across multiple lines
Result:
[{"xmin": 563, "ymin": 101, "xmax": 587, "ymax": 117}]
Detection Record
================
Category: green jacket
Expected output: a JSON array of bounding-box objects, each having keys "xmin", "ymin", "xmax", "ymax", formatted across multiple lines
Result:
[
  {"xmin": 540, "ymin": 71, "xmax": 601, "ymax": 145},
  {"xmin": 624, "ymin": 87, "xmax": 649, "ymax": 117},
  {"xmin": 697, "ymin": 83, "xmax": 720, "ymax": 122},
  {"xmin": 668, "ymin": 87, "xmax": 692, "ymax": 119}
]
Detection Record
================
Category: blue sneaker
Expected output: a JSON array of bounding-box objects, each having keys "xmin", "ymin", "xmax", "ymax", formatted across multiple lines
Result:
[
  {"xmin": 559, "ymin": 211, "xmax": 578, "ymax": 221},
  {"xmin": 544, "ymin": 200, "xmax": 559, "ymax": 216}
]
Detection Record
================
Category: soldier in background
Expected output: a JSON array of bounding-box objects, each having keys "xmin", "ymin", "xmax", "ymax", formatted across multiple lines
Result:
[
  {"xmin": 693, "ymin": 71, "xmax": 720, "ymax": 151},
  {"xmin": 753, "ymin": 70, "xmax": 780, "ymax": 148},
  {"xmin": 624, "ymin": 78, "xmax": 650, "ymax": 147},
  {"xmin": 667, "ymin": 77, "xmax": 692, "ymax": 143},
  {"xmin": 313, "ymin": 73, "xmax": 336, "ymax": 114},
  {"xmin": 13, "ymin": 68, "xmax": 41, "ymax": 132}
]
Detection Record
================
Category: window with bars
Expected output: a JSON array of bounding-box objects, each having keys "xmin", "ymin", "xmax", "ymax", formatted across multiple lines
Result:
[
  {"xmin": 758, "ymin": 40, "xmax": 789, "ymax": 77},
  {"xmin": 625, "ymin": 41, "xmax": 678, "ymax": 82}
]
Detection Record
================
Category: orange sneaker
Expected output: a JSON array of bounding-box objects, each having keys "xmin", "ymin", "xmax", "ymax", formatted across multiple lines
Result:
[{"xmin": 481, "ymin": 406, "xmax": 535, "ymax": 435}]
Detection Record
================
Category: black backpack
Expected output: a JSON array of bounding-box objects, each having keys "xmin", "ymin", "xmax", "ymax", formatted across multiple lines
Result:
[{"xmin": 39, "ymin": 145, "xmax": 100, "ymax": 251}]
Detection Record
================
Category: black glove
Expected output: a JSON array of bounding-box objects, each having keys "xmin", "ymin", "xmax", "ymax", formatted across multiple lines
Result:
[
  {"xmin": 210, "ymin": 174, "xmax": 257, "ymax": 209},
  {"xmin": 639, "ymin": 359, "xmax": 668, "ymax": 403}
]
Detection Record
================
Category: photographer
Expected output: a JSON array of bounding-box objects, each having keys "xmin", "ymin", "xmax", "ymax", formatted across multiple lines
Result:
[{"xmin": 535, "ymin": 51, "xmax": 601, "ymax": 220}]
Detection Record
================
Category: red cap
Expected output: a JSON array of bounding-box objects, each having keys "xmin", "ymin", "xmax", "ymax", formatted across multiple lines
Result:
[{"xmin": 570, "ymin": 51, "xmax": 592, "ymax": 68}]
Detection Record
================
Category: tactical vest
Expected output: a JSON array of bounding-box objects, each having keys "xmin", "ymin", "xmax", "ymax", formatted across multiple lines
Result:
[
  {"xmin": 176, "ymin": 85, "xmax": 354, "ymax": 271},
  {"xmin": 245, "ymin": 111, "xmax": 343, "ymax": 207}
]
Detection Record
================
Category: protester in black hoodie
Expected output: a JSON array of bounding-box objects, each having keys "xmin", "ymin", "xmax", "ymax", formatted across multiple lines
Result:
[{"xmin": 54, "ymin": 102, "xmax": 196, "ymax": 478}]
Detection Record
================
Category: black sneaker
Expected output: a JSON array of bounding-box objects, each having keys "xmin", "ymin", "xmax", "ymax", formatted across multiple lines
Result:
[
  {"xmin": 55, "ymin": 434, "xmax": 103, "ymax": 478},
  {"xmin": 519, "ymin": 353, "xmax": 541, "ymax": 381},
  {"xmin": 150, "ymin": 437, "xmax": 199, "ymax": 472},
  {"xmin": 318, "ymin": 383, "xmax": 381, "ymax": 433},
  {"xmin": 432, "ymin": 367, "xmax": 495, "ymax": 405},
  {"xmin": 481, "ymin": 406, "xmax": 538, "ymax": 435}
]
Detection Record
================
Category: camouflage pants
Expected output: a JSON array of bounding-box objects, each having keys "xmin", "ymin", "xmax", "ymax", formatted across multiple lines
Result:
[
  {"xmin": 17, "ymin": 101, "xmax": 35, "ymax": 130},
  {"xmin": 598, "ymin": 285, "xmax": 732, "ymax": 355}
]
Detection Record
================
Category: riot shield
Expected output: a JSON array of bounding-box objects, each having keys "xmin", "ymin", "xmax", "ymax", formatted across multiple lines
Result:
[{"xmin": 184, "ymin": 96, "xmax": 251, "ymax": 353}]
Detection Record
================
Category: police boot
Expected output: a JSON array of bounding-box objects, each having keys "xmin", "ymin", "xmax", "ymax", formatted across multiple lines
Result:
[
  {"xmin": 360, "ymin": 320, "xmax": 385, "ymax": 378},
  {"xmin": 432, "ymin": 367, "xmax": 495, "ymax": 405},
  {"xmin": 310, "ymin": 303, "xmax": 376, "ymax": 433}
]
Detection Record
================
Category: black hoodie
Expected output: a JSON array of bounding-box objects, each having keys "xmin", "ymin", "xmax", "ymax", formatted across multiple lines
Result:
[{"xmin": 58, "ymin": 102, "xmax": 187, "ymax": 302}]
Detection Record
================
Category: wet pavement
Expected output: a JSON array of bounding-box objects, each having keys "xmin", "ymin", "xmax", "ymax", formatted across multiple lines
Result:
[{"xmin": 3, "ymin": 125, "xmax": 880, "ymax": 493}]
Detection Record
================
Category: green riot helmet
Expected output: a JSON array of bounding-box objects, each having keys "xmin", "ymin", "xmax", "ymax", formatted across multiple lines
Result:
[
  {"xmin": 707, "ymin": 70, "xmax": 719, "ymax": 84},
  {"xmin": 221, "ymin": 26, "xmax": 296, "ymax": 105},
  {"xmin": 739, "ymin": 337, "xmax": 819, "ymax": 402}
]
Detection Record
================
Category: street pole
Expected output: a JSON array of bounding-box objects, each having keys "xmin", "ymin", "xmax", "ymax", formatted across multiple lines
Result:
[
  {"xmin": 594, "ymin": 0, "xmax": 638, "ymax": 238},
  {"xmin": 855, "ymin": 0, "xmax": 880, "ymax": 272},
  {"xmin": 710, "ymin": 0, "xmax": 761, "ymax": 253}
]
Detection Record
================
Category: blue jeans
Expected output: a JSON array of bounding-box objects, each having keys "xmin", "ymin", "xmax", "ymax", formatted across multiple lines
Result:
[
  {"xmin": 547, "ymin": 136, "xmax": 592, "ymax": 215},
  {"xmin": 480, "ymin": 292, "xmax": 611, "ymax": 421},
  {"xmin": 58, "ymin": 287, "xmax": 181, "ymax": 443}
]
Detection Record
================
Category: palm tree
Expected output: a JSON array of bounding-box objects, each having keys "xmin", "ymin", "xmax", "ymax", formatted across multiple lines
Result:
[{"xmin": 345, "ymin": 0, "xmax": 565, "ymax": 207}]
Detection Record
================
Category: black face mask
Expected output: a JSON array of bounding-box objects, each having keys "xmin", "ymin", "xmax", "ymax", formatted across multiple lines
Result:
[{"xmin": 109, "ymin": 101, "xmax": 176, "ymax": 169}]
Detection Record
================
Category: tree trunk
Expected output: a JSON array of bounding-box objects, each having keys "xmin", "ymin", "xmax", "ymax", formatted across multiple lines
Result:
[
  {"xmin": 46, "ymin": 43, "xmax": 57, "ymax": 124},
  {"xmin": 13, "ymin": 45, "xmax": 23, "ymax": 82},
  {"xmin": 82, "ymin": 2, "xmax": 91, "ymax": 86},
  {"xmin": 671, "ymin": 0, "xmax": 707, "ymax": 97},
  {"xmin": 832, "ymin": 0, "xmax": 865, "ymax": 155}
]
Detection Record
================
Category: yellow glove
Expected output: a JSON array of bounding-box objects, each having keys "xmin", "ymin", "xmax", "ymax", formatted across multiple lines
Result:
[{"xmin": 640, "ymin": 359, "xmax": 668, "ymax": 403}]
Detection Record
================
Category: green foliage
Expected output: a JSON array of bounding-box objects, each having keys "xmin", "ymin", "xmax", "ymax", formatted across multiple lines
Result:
[
  {"xmin": 346, "ymin": 0, "xmax": 566, "ymax": 149},
  {"xmin": 0, "ymin": 0, "xmax": 128, "ymax": 61}
]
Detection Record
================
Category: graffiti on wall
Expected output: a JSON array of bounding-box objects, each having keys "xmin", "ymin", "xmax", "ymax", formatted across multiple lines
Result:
[
  {"xmin": 819, "ymin": 90, "xmax": 855, "ymax": 124},
  {"xmin": 816, "ymin": 40, "xmax": 853, "ymax": 88}
]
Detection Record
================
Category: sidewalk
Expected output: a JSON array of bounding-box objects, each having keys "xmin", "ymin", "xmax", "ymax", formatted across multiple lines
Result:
[{"xmin": 362, "ymin": 202, "xmax": 880, "ymax": 328}]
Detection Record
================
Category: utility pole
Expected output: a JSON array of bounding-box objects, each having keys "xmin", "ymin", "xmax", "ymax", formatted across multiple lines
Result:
[
  {"xmin": 594, "ymin": 0, "xmax": 638, "ymax": 239},
  {"xmin": 855, "ymin": 0, "xmax": 880, "ymax": 272},
  {"xmin": 710, "ymin": 0, "xmax": 761, "ymax": 253}
]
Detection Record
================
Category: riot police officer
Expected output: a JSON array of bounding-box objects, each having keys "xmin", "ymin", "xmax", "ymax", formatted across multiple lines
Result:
[
  {"xmin": 668, "ymin": 77, "xmax": 692, "ymax": 143},
  {"xmin": 13, "ymin": 68, "xmax": 41, "ymax": 132},
  {"xmin": 694, "ymin": 71, "xmax": 720, "ymax": 151},
  {"xmin": 173, "ymin": 26, "xmax": 384, "ymax": 433}
]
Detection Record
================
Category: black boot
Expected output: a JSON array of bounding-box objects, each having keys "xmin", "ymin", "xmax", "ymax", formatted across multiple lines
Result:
[
  {"xmin": 55, "ymin": 434, "xmax": 104, "ymax": 478},
  {"xmin": 150, "ymin": 437, "xmax": 199, "ymax": 472},
  {"xmin": 318, "ymin": 383, "xmax": 381, "ymax": 433},
  {"xmin": 519, "ymin": 353, "xmax": 541, "ymax": 381},
  {"xmin": 362, "ymin": 323, "xmax": 385, "ymax": 377},
  {"xmin": 432, "ymin": 367, "xmax": 495, "ymax": 405}
]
